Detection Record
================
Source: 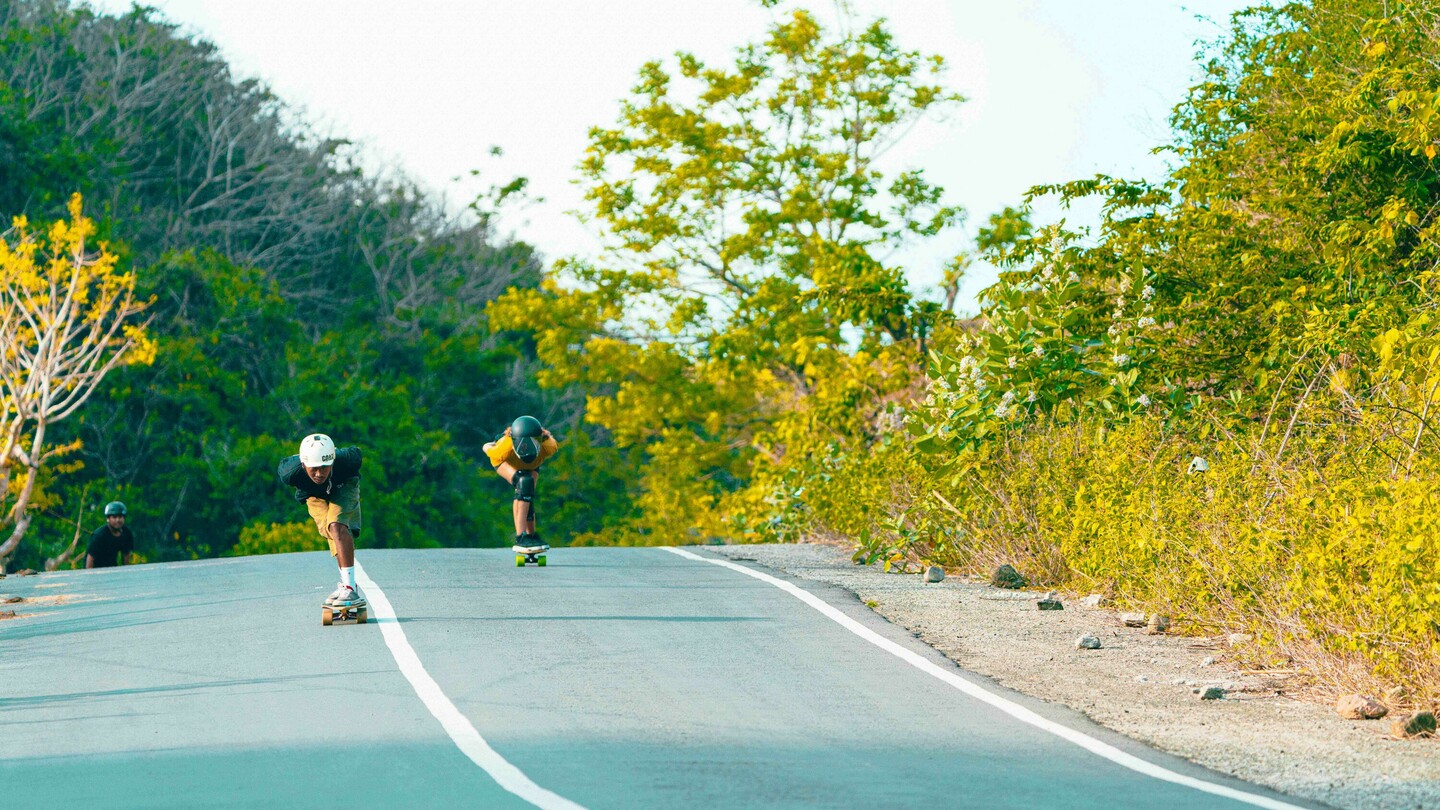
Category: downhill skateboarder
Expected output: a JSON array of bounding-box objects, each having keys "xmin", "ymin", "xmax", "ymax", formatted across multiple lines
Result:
[
  {"xmin": 85, "ymin": 501, "xmax": 134, "ymax": 568},
  {"xmin": 483, "ymin": 415, "xmax": 559, "ymax": 556},
  {"xmin": 277, "ymin": 434, "xmax": 366, "ymax": 614}
]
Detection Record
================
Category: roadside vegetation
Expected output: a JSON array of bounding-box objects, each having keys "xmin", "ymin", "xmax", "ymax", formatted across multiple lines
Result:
[{"xmin": 2, "ymin": 0, "xmax": 1436, "ymax": 700}]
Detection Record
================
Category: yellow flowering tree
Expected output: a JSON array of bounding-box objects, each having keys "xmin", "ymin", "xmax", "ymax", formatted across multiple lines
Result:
[{"xmin": 0, "ymin": 195, "xmax": 156, "ymax": 565}]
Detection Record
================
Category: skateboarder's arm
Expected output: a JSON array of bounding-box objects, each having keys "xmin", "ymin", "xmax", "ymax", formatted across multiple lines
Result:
[
  {"xmin": 484, "ymin": 435, "xmax": 513, "ymax": 467},
  {"xmin": 85, "ymin": 554, "xmax": 95, "ymax": 569},
  {"xmin": 537, "ymin": 432, "xmax": 559, "ymax": 464}
]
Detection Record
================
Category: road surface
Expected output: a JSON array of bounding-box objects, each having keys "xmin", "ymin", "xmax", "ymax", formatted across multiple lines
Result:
[{"xmin": 0, "ymin": 548, "xmax": 1324, "ymax": 809}]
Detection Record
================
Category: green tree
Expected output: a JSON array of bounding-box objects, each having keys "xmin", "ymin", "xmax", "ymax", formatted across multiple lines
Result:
[{"xmin": 490, "ymin": 7, "xmax": 963, "ymax": 541}]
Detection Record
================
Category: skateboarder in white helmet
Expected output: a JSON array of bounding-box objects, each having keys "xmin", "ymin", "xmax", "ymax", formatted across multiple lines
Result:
[
  {"xmin": 276, "ymin": 434, "xmax": 366, "ymax": 608},
  {"xmin": 483, "ymin": 415, "xmax": 559, "ymax": 553}
]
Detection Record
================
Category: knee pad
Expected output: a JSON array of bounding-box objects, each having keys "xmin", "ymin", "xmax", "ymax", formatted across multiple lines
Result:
[{"xmin": 513, "ymin": 470, "xmax": 536, "ymax": 502}]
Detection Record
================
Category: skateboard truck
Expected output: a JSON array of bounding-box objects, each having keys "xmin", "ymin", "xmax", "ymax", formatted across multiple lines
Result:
[
  {"xmin": 513, "ymin": 542, "xmax": 550, "ymax": 567},
  {"xmin": 322, "ymin": 599, "xmax": 368, "ymax": 626}
]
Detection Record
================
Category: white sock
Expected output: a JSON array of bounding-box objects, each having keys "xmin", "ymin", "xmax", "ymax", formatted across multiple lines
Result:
[{"xmin": 340, "ymin": 566, "xmax": 355, "ymax": 588}]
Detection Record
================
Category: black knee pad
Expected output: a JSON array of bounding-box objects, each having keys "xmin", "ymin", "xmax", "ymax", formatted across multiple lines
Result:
[{"xmin": 513, "ymin": 470, "xmax": 536, "ymax": 502}]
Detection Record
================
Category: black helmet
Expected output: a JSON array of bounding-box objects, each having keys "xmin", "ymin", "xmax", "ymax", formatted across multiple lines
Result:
[
  {"xmin": 511, "ymin": 415, "xmax": 543, "ymax": 463},
  {"xmin": 104, "ymin": 501, "xmax": 127, "ymax": 517}
]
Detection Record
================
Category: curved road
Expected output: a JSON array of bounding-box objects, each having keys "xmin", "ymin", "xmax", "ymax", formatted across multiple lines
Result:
[{"xmin": 0, "ymin": 548, "xmax": 1324, "ymax": 809}]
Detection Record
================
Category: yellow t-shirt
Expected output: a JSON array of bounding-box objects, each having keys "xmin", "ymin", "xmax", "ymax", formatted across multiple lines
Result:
[{"xmin": 484, "ymin": 434, "xmax": 558, "ymax": 471}]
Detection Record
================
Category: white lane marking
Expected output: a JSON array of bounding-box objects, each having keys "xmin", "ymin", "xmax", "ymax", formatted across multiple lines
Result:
[
  {"xmin": 661, "ymin": 547, "xmax": 1307, "ymax": 810},
  {"xmin": 354, "ymin": 563, "xmax": 587, "ymax": 810}
]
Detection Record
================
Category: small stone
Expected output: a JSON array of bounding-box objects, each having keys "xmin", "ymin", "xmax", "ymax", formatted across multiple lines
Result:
[
  {"xmin": 0, "ymin": 610, "xmax": 15, "ymax": 619},
  {"xmin": 1146, "ymin": 615, "xmax": 1171, "ymax": 635},
  {"xmin": 1081, "ymin": 594, "xmax": 1107, "ymax": 608},
  {"xmin": 1134, "ymin": 675, "xmax": 1149, "ymax": 683},
  {"xmin": 1037, "ymin": 599, "xmax": 1064, "ymax": 611},
  {"xmin": 1384, "ymin": 686, "xmax": 1410, "ymax": 707},
  {"xmin": 1335, "ymin": 694, "xmax": 1389, "ymax": 720},
  {"xmin": 1173, "ymin": 678, "xmax": 1188, "ymax": 685},
  {"xmin": 1200, "ymin": 656, "xmax": 1216, "ymax": 667},
  {"xmin": 1200, "ymin": 687, "xmax": 1226, "ymax": 700},
  {"xmin": 922, "ymin": 565, "xmax": 945, "ymax": 583},
  {"xmin": 1120, "ymin": 612, "xmax": 1147, "ymax": 627},
  {"xmin": 1391, "ymin": 711, "xmax": 1437, "ymax": 739},
  {"xmin": 0, "ymin": 595, "xmax": 20, "ymax": 603},
  {"xmin": 991, "ymin": 564, "xmax": 1026, "ymax": 589},
  {"xmin": 1227, "ymin": 633, "xmax": 1253, "ymax": 646},
  {"xmin": 1076, "ymin": 635, "xmax": 1102, "ymax": 650},
  {"xmin": 14, "ymin": 569, "xmax": 36, "ymax": 577}
]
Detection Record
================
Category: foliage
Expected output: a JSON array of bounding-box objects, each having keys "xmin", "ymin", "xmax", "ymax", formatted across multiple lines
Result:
[
  {"xmin": 796, "ymin": 0, "xmax": 1440, "ymax": 697},
  {"xmin": 489, "ymin": 7, "xmax": 962, "ymax": 542},
  {"xmin": 0, "ymin": 0, "xmax": 629, "ymax": 567},
  {"xmin": 0, "ymin": 194, "xmax": 153, "ymax": 562}
]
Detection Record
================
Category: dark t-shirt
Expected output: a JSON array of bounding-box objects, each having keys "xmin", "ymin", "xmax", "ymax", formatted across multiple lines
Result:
[
  {"xmin": 276, "ymin": 447, "xmax": 362, "ymax": 502},
  {"xmin": 87, "ymin": 526, "xmax": 134, "ymax": 567}
]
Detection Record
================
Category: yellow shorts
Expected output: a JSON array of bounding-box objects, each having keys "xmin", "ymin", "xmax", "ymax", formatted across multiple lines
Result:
[{"xmin": 306, "ymin": 497, "xmax": 360, "ymax": 557}]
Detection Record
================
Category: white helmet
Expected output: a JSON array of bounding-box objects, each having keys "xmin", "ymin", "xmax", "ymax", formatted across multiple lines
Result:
[{"xmin": 299, "ymin": 434, "xmax": 336, "ymax": 467}]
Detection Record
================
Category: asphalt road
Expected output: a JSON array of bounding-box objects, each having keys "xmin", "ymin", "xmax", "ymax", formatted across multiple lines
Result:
[{"xmin": 0, "ymin": 548, "xmax": 1325, "ymax": 809}]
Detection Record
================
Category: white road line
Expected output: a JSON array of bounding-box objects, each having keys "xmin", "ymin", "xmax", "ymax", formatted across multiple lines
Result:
[
  {"xmin": 661, "ymin": 547, "xmax": 1307, "ymax": 810},
  {"xmin": 353, "ymin": 563, "xmax": 587, "ymax": 810}
]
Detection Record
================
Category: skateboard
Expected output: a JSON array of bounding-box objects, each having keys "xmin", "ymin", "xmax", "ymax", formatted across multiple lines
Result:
[
  {"xmin": 513, "ymin": 544, "xmax": 550, "ymax": 567},
  {"xmin": 322, "ymin": 599, "xmax": 368, "ymax": 626}
]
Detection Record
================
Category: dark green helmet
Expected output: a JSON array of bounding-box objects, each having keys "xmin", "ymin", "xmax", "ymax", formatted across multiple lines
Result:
[
  {"xmin": 104, "ymin": 501, "xmax": 127, "ymax": 517},
  {"xmin": 511, "ymin": 415, "xmax": 543, "ymax": 463}
]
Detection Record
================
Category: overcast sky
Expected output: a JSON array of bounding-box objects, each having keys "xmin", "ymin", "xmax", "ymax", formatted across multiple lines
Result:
[{"xmin": 89, "ymin": 0, "xmax": 1254, "ymax": 310}]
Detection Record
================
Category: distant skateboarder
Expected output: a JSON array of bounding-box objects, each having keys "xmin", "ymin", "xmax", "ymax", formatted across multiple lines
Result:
[
  {"xmin": 85, "ymin": 501, "xmax": 134, "ymax": 568},
  {"xmin": 277, "ymin": 434, "xmax": 365, "ymax": 609},
  {"xmin": 484, "ymin": 416, "xmax": 559, "ymax": 554}
]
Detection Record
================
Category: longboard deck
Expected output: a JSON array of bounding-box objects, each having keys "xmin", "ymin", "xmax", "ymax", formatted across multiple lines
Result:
[
  {"xmin": 514, "ymin": 547, "xmax": 549, "ymax": 567},
  {"xmin": 322, "ymin": 602, "xmax": 368, "ymax": 626}
]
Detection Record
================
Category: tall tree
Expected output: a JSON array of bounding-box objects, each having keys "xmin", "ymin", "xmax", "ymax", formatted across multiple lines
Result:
[{"xmin": 490, "ymin": 7, "xmax": 963, "ymax": 541}]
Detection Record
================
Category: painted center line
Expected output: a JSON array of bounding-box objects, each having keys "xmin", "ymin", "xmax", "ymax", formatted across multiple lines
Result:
[
  {"xmin": 354, "ymin": 562, "xmax": 587, "ymax": 810},
  {"xmin": 662, "ymin": 547, "xmax": 1307, "ymax": 810}
]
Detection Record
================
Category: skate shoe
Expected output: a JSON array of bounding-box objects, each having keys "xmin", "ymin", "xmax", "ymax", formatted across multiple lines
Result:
[
  {"xmin": 326, "ymin": 583, "xmax": 365, "ymax": 606},
  {"xmin": 512, "ymin": 533, "xmax": 549, "ymax": 554}
]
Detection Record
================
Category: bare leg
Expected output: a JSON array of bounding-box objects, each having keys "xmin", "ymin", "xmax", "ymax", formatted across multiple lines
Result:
[
  {"xmin": 511, "ymin": 499, "xmax": 528, "ymax": 536},
  {"xmin": 330, "ymin": 523, "xmax": 355, "ymax": 568}
]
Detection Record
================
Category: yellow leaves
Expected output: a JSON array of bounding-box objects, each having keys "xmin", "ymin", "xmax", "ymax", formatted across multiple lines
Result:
[
  {"xmin": 1363, "ymin": 41, "xmax": 1388, "ymax": 58},
  {"xmin": 1427, "ymin": 144, "xmax": 1438, "ymax": 160}
]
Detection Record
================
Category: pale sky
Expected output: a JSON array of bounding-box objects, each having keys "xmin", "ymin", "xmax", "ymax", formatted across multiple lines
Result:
[{"xmin": 89, "ymin": 0, "xmax": 1255, "ymax": 310}]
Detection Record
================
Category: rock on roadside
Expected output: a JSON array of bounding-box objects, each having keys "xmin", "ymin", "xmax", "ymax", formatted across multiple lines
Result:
[
  {"xmin": 1076, "ymin": 635, "xmax": 1102, "ymax": 650},
  {"xmin": 1391, "ymin": 712, "xmax": 1437, "ymax": 740},
  {"xmin": 923, "ymin": 565, "xmax": 945, "ymax": 583},
  {"xmin": 1335, "ymin": 694, "xmax": 1389, "ymax": 720},
  {"xmin": 991, "ymin": 564, "xmax": 1026, "ymax": 589}
]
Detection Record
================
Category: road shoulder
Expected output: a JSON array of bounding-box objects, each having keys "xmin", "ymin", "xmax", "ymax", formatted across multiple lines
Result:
[{"xmin": 707, "ymin": 543, "xmax": 1439, "ymax": 810}]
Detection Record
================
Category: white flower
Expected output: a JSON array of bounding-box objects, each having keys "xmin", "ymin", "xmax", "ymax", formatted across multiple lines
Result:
[
  {"xmin": 1026, "ymin": 391, "xmax": 1038, "ymax": 403},
  {"xmin": 1141, "ymin": 285, "xmax": 1155, "ymax": 301},
  {"xmin": 1032, "ymin": 345, "xmax": 1046, "ymax": 358},
  {"xmin": 1137, "ymin": 316, "xmax": 1156, "ymax": 328},
  {"xmin": 974, "ymin": 376, "xmax": 987, "ymax": 391},
  {"xmin": 1119, "ymin": 277, "xmax": 1133, "ymax": 293},
  {"xmin": 1002, "ymin": 390, "xmax": 1016, "ymax": 404},
  {"xmin": 1115, "ymin": 296, "xmax": 1127, "ymax": 309},
  {"xmin": 993, "ymin": 403, "xmax": 1009, "ymax": 418},
  {"xmin": 1107, "ymin": 324, "xmax": 1121, "ymax": 336},
  {"xmin": 1067, "ymin": 271, "xmax": 1080, "ymax": 283},
  {"xmin": 1113, "ymin": 353, "xmax": 1130, "ymax": 367},
  {"xmin": 1007, "ymin": 356, "xmax": 1017, "ymax": 369},
  {"xmin": 1137, "ymin": 394, "xmax": 1151, "ymax": 407}
]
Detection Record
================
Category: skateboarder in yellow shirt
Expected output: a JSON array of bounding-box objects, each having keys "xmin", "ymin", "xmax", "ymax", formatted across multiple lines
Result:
[{"xmin": 483, "ymin": 415, "xmax": 559, "ymax": 554}]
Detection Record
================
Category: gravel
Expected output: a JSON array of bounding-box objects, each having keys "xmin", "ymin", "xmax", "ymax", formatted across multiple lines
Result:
[{"xmin": 709, "ymin": 542, "xmax": 1440, "ymax": 810}]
